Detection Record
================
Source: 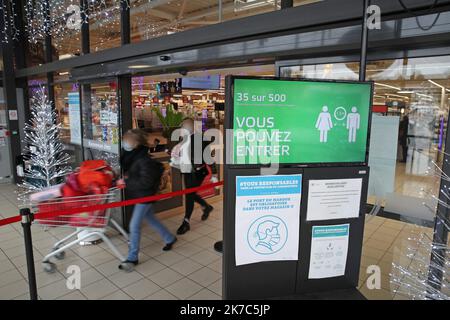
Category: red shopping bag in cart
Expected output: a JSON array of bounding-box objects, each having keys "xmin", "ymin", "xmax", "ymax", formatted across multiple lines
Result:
[
  {"xmin": 68, "ymin": 160, "xmax": 114, "ymax": 227},
  {"xmin": 197, "ymin": 165, "xmax": 217, "ymax": 198}
]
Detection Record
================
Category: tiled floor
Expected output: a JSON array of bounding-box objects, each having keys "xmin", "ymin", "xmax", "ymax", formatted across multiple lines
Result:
[{"xmin": 0, "ymin": 182, "xmax": 441, "ymax": 300}]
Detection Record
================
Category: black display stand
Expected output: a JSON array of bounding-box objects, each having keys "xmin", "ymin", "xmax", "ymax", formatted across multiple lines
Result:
[
  {"xmin": 223, "ymin": 166, "xmax": 369, "ymax": 299},
  {"xmin": 222, "ymin": 76, "xmax": 373, "ymax": 300},
  {"xmin": 295, "ymin": 166, "xmax": 369, "ymax": 294}
]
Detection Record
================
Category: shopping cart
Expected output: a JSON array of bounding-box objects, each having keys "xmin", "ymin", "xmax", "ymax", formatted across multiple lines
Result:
[{"xmin": 29, "ymin": 187, "xmax": 128, "ymax": 273}]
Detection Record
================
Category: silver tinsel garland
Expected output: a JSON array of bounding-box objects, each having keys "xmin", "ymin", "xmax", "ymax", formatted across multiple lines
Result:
[
  {"xmin": 389, "ymin": 152, "xmax": 449, "ymax": 300},
  {"xmin": 17, "ymin": 87, "xmax": 72, "ymax": 202},
  {"xmin": 22, "ymin": 0, "xmax": 130, "ymax": 44},
  {"xmin": 1, "ymin": 0, "xmax": 19, "ymax": 43}
]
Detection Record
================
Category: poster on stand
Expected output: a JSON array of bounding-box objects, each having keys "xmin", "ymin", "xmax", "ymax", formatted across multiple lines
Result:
[
  {"xmin": 68, "ymin": 92, "xmax": 81, "ymax": 145},
  {"xmin": 308, "ymin": 224, "xmax": 350, "ymax": 279},
  {"xmin": 306, "ymin": 178, "xmax": 362, "ymax": 221},
  {"xmin": 100, "ymin": 110, "xmax": 110, "ymax": 125},
  {"xmin": 235, "ymin": 174, "xmax": 302, "ymax": 266}
]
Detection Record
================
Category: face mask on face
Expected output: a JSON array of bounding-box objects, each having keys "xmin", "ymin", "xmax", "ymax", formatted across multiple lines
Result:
[{"xmin": 122, "ymin": 141, "xmax": 134, "ymax": 151}]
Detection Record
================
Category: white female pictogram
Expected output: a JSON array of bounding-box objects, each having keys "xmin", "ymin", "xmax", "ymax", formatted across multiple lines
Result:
[{"xmin": 315, "ymin": 106, "xmax": 333, "ymax": 143}]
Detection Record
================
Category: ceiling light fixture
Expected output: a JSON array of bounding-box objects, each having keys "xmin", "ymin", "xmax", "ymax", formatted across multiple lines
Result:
[
  {"xmin": 129, "ymin": 65, "xmax": 151, "ymax": 69},
  {"xmin": 375, "ymin": 82, "xmax": 401, "ymax": 91},
  {"xmin": 385, "ymin": 93, "xmax": 409, "ymax": 100},
  {"xmin": 416, "ymin": 93, "xmax": 433, "ymax": 99},
  {"xmin": 428, "ymin": 79, "xmax": 446, "ymax": 89}
]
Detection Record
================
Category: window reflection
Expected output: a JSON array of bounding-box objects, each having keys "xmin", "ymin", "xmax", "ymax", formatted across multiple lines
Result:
[
  {"xmin": 50, "ymin": 0, "xmax": 81, "ymax": 59},
  {"xmin": 280, "ymin": 56, "xmax": 450, "ymax": 222},
  {"xmin": 89, "ymin": 1, "xmax": 122, "ymax": 52},
  {"xmin": 54, "ymin": 83, "xmax": 83, "ymax": 168},
  {"xmin": 130, "ymin": 0, "xmax": 284, "ymax": 43}
]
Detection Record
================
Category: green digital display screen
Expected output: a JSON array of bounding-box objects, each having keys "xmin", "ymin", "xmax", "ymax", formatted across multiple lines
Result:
[{"xmin": 231, "ymin": 78, "xmax": 373, "ymax": 165}]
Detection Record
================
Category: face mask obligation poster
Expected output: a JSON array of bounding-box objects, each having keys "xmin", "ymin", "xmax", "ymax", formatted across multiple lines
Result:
[
  {"xmin": 235, "ymin": 174, "xmax": 302, "ymax": 266},
  {"xmin": 232, "ymin": 78, "xmax": 372, "ymax": 164}
]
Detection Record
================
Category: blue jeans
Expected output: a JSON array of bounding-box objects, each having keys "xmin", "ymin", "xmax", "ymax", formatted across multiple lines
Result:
[{"xmin": 127, "ymin": 203, "xmax": 175, "ymax": 262}]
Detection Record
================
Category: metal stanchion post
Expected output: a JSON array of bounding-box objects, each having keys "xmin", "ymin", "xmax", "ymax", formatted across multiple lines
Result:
[{"xmin": 20, "ymin": 208, "xmax": 38, "ymax": 300}]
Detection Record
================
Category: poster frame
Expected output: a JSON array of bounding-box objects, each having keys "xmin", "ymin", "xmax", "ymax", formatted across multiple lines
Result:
[{"xmin": 225, "ymin": 75, "xmax": 374, "ymax": 168}]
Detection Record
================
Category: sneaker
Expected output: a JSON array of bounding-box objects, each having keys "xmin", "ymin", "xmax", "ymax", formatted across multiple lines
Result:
[
  {"xmin": 176, "ymin": 220, "xmax": 190, "ymax": 235},
  {"xmin": 118, "ymin": 260, "xmax": 138, "ymax": 272},
  {"xmin": 201, "ymin": 205, "xmax": 213, "ymax": 221},
  {"xmin": 163, "ymin": 237, "xmax": 177, "ymax": 251}
]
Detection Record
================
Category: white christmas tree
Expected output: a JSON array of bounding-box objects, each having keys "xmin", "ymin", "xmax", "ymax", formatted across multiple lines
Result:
[{"xmin": 18, "ymin": 87, "xmax": 72, "ymax": 201}]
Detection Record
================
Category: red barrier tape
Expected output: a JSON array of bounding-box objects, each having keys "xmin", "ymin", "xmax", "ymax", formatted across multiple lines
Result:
[
  {"xmin": 0, "ymin": 215, "xmax": 21, "ymax": 227},
  {"xmin": 0, "ymin": 181, "xmax": 224, "ymax": 227}
]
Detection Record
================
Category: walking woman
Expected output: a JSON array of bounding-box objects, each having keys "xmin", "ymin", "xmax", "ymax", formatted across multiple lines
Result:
[
  {"xmin": 119, "ymin": 129, "xmax": 177, "ymax": 272},
  {"xmin": 173, "ymin": 119, "xmax": 213, "ymax": 235}
]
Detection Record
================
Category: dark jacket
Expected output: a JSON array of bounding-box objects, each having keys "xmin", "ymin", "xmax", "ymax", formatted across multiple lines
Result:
[
  {"xmin": 121, "ymin": 146, "xmax": 163, "ymax": 200},
  {"xmin": 399, "ymin": 116, "xmax": 409, "ymax": 145},
  {"xmin": 187, "ymin": 132, "xmax": 215, "ymax": 171}
]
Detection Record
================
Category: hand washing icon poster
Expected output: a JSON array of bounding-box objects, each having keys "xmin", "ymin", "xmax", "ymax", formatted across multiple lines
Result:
[{"xmin": 235, "ymin": 174, "xmax": 301, "ymax": 266}]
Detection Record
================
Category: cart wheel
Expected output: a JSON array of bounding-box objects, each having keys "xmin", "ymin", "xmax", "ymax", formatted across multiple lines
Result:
[
  {"xmin": 42, "ymin": 261, "xmax": 56, "ymax": 273},
  {"xmin": 52, "ymin": 247, "xmax": 65, "ymax": 260},
  {"xmin": 54, "ymin": 251, "xmax": 65, "ymax": 260}
]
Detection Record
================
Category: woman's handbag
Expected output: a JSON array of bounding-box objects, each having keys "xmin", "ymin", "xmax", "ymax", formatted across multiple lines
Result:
[{"xmin": 197, "ymin": 165, "xmax": 218, "ymax": 198}]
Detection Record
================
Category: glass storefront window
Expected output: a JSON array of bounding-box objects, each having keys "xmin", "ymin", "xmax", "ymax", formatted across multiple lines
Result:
[
  {"xmin": 89, "ymin": 2, "xmax": 122, "ymax": 52},
  {"xmin": 279, "ymin": 57, "xmax": 450, "ymax": 223},
  {"xmin": 130, "ymin": 65, "xmax": 274, "ymax": 135},
  {"xmin": 26, "ymin": 41, "xmax": 47, "ymax": 67},
  {"xmin": 129, "ymin": 65, "xmax": 274, "ymax": 199},
  {"xmin": 50, "ymin": 0, "xmax": 81, "ymax": 60},
  {"xmin": 81, "ymin": 81, "xmax": 120, "ymax": 170},
  {"xmin": 24, "ymin": 1, "xmax": 81, "ymax": 64},
  {"xmin": 131, "ymin": 74, "xmax": 225, "ymax": 141},
  {"xmin": 54, "ymin": 82, "xmax": 83, "ymax": 169},
  {"xmin": 280, "ymin": 62, "xmax": 359, "ymax": 80},
  {"xmin": 130, "ymin": 0, "xmax": 281, "ymax": 43}
]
